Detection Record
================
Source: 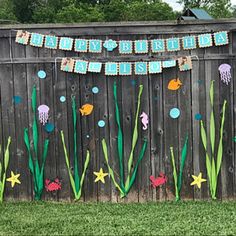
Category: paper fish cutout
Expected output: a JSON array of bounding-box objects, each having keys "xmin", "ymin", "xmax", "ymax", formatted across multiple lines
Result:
[
  {"xmin": 79, "ymin": 104, "xmax": 94, "ymax": 116},
  {"xmin": 168, "ymin": 78, "xmax": 182, "ymax": 90},
  {"xmin": 7, "ymin": 171, "xmax": 21, "ymax": 188},
  {"xmin": 218, "ymin": 64, "xmax": 231, "ymax": 85},
  {"xmin": 140, "ymin": 112, "xmax": 148, "ymax": 130},
  {"xmin": 45, "ymin": 178, "xmax": 62, "ymax": 192},
  {"xmin": 150, "ymin": 173, "xmax": 167, "ymax": 188},
  {"xmin": 190, "ymin": 172, "xmax": 206, "ymax": 189},
  {"xmin": 94, "ymin": 168, "xmax": 108, "ymax": 184}
]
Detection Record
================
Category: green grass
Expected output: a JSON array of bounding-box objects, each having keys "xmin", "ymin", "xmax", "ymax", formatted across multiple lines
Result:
[{"xmin": 0, "ymin": 201, "xmax": 236, "ymax": 235}]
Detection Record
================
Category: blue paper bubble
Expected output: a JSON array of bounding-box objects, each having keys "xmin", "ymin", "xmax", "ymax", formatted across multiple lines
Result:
[
  {"xmin": 44, "ymin": 123, "xmax": 54, "ymax": 133},
  {"xmin": 38, "ymin": 70, "xmax": 46, "ymax": 79},
  {"xmin": 60, "ymin": 96, "xmax": 66, "ymax": 103},
  {"xmin": 86, "ymin": 135, "xmax": 90, "ymax": 138},
  {"xmin": 13, "ymin": 96, "xmax": 22, "ymax": 105},
  {"xmin": 92, "ymin": 87, "xmax": 99, "ymax": 94},
  {"xmin": 170, "ymin": 108, "xmax": 180, "ymax": 119},
  {"xmin": 98, "ymin": 120, "xmax": 105, "ymax": 128},
  {"xmin": 195, "ymin": 113, "xmax": 202, "ymax": 120}
]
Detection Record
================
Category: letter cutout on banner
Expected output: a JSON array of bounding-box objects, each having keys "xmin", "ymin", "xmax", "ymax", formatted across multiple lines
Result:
[
  {"xmin": 166, "ymin": 38, "xmax": 180, "ymax": 51},
  {"xmin": 135, "ymin": 40, "xmax": 148, "ymax": 54},
  {"xmin": 88, "ymin": 62, "xmax": 102, "ymax": 73},
  {"xmin": 149, "ymin": 61, "xmax": 162, "ymax": 74},
  {"xmin": 182, "ymin": 36, "xmax": 197, "ymax": 50},
  {"xmin": 45, "ymin": 35, "xmax": 58, "ymax": 49},
  {"xmin": 105, "ymin": 62, "xmax": 118, "ymax": 75},
  {"xmin": 74, "ymin": 39, "xmax": 88, "ymax": 52},
  {"xmin": 151, "ymin": 39, "xmax": 165, "ymax": 53},
  {"xmin": 103, "ymin": 39, "xmax": 117, "ymax": 51},
  {"xmin": 30, "ymin": 33, "xmax": 44, "ymax": 47},
  {"xmin": 89, "ymin": 39, "xmax": 102, "ymax": 53},
  {"xmin": 119, "ymin": 62, "xmax": 132, "ymax": 75},
  {"xmin": 59, "ymin": 37, "xmax": 74, "ymax": 51},
  {"xmin": 198, "ymin": 33, "xmax": 213, "ymax": 48},
  {"xmin": 119, "ymin": 40, "xmax": 133, "ymax": 54},
  {"xmin": 162, "ymin": 60, "xmax": 176, "ymax": 68},
  {"xmin": 61, "ymin": 58, "xmax": 75, "ymax": 72},
  {"xmin": 74, "ymin": 60, "xmax": 88, "ymax": 74},
  {"xmin": 135, "ymin": 62, "xmax": 148, "ymax": 75},
  {"xmin": 214, "ymin": 31, "xmax": 229, "ymax": 46},
  {"xmin": 15, "ymin": 30, "xmax": 30, "ymax": 45}
]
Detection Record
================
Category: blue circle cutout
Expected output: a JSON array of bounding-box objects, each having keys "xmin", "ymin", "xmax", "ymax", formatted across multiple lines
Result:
[
  {"xmin": 38, "ymin": 70, "xmax": 46, "ymax": 79},
  {"xmin": 13, "ymin": 96, "xmax": 22, "ymax": 104},
  {"xmin": 170, "ymin": 108, "xmax": 180, "ymax": 119},
  {"xmin": 44, "ymin": 123, "xmax": 55, "ymax": 133},
  {"xmin": 92, "ymin": 87, "xmax": 99, "ymax": 94},
  {"xmin": 195, "ymin": 113, "xmax": 202, "ymax": 120},
  {"xmin": 98, "ymin": 120, "xmax": 105, "ymax": 128},
  {"xmin": 60, "ymin": 96, "xmax": 66, "ymax": 103}
]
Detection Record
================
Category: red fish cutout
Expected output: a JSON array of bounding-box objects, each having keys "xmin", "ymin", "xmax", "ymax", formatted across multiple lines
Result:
[
  {"xmin": 150, "ymin": 173, "xmax": 167, "ymax": 188},
  {"xmin": 45, "ymin": 178, "xmax": 62, "ymax": 192}
]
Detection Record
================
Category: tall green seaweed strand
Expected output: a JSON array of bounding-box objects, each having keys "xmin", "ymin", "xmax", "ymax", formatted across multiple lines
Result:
[
  {"xmin": 200, "ymin": 80, "xmax": 227, "ymax": 200},
  {"xmin": 60, "ymin": 97, "xmax": 90, "ymax": 201},
  {"xmin": 102, "ymin": 82, "xmax": 147, "ymax": 198},
  {"xmin": 170, "ymin": 135, "xmax": 188, "ymax": 201},
  {"xmin": 24, "ymin": 86, "xmax": 49, "ymax": 200},
  {"xmin": 0, "ymin": 137, "xmax": 11, "ymax": 202}
]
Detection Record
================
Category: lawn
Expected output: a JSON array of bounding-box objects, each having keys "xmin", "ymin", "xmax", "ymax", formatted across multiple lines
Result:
[{"xmin": 0, "ymin": 201, "xmax": 235, "ymax": 235}]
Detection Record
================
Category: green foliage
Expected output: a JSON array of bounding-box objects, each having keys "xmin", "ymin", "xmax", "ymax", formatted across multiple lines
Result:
[
  {"xmin": 60, "ymin": 97, "xmax": 90, "ymax": 201},
  {"xmin": 24, "ymin": 86, "xmax": 49, "ymax": 200},
  {"xmin": 200, "ymin": 80, "xmax": 227, "ymax": 199},
  {"xmin": 102, "ymin": 82, "xmax": 147, "ymax": 198},
  {"xmin": 0, "ymin": 0, "xmax": 17, "ymax": 23}
]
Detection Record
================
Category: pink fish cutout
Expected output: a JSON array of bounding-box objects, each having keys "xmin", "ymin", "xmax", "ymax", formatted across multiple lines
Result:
[{"xmin": 140, "ymin": 112, "xmax": 148, "ymax": 130}]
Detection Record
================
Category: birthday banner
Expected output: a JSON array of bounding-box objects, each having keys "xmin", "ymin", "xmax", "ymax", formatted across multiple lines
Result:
[
  {"xmin": 60, "ymin": 56, "xmax": 193, "ymax": 75},
  {"xmin": 15, "ymin": 30, "xmax": 229, "ymax": 54}
]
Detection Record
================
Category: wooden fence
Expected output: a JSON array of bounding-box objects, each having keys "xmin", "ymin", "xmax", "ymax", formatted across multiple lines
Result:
[{"xmin": 0, "ymin": 20, "xmax": 236, "ymax": 202}]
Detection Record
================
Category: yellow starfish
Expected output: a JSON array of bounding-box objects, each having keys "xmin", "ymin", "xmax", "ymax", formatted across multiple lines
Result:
[
  {"xmin": 7, "ymin": 171, "xmax": 21, "ymax": 188},
  {"xmin": 94, "ymin": 168, "xmax": 108, "ymax": 184},
  {"xmin": 190, "ymin": 172, "xmax": 206, "ymax": 189}
]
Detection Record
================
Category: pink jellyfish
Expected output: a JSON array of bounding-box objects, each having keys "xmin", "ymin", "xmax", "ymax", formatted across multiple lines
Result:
[
  {"xmin": 218, "ymin": 64, "xmax": 231, "ymax": 85},
  {"xmin": 38, "ymin": 105, "xmax": 49, "ymax": 125}
]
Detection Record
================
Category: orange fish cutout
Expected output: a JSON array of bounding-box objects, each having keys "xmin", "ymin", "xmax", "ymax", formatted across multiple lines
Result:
[
  {"xmin": 168, "ymin": 78, "xmax": 182, "ymax": 91},
  {"xmin": 79, "ymin": 104, "xmax": 94, "ymax": 116}
]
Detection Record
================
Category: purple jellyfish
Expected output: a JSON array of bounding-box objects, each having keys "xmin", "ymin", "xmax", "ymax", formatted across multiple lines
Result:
[
  {"xmin": 218, "ymin": 64, "xmax": 231, "ymax": 85},
  {"xmin": 38, "ymin": 105, "xmax": 49, "ymax": 125}
]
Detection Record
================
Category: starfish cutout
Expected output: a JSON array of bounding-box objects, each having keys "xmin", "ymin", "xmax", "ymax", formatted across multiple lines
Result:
[
  {"xmin": 7, "ymin": 171, "xmax": 21, "ymax": 188},
  {"xmin": 94, "ymin": 168, "xmax": 108, "ymax": 184},
  {"xmin": 190, "ymin": 172, "xmax": 206, "ymax": 189}
]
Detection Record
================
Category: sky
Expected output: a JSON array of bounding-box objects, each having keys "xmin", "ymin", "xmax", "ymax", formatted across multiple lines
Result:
[{"xmin": 163, "ymin": 0, "xmax": 236, "ymax": 11}]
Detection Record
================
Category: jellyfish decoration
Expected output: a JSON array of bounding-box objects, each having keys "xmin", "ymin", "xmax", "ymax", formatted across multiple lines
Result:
[
  {"xmin": 218, "ymin": 64, "xmax": 232, "ymax": 85},
  {"xmin": 38, "ymin": 105, "xmax": 50, "ymax": 125}
]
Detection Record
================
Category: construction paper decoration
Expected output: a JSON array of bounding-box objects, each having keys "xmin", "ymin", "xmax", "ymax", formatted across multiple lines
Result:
[
  {"xmin": 38, "ymin": 105, "xmax": 49, "ymax": 125},
  {"xmin": 162, "ymin": 60, "xmax": 176, "ymax": 68},
  {"xmin": 44, "ymin": 123, "xmax": 54, "ymax": 133},
  {"xmin": 60, "ymin": 96, "xmax": 66, "ymax": 102},
  {"xmin": 15, "ymin": 30, "xmax": 30, "ymax": 45},
  {"xmin": 131, "ymin": 80, "xmax": 136, "ymax": 86},
  {"xmin": 182, "ymin": 36, "xmax": 196, "ymax": 50},
  {"xmin": 61, "ymin": 58, "xmax": 75, "ymax": 72},
  {"xmin": 140, "ymin": 112, "xmax": 148, "ymax": 130},
  {"xmin": 198, "ymin": 34, "xmax": 213, "ymax": 48},
  {"xmin": 98, "ymin": 120, "xmax": 105, "ymax": 127},
  {"xmin": 149, "ymin": 61, "xmax": 162, "ymax": 74},
  {"xmin": 88, "ymin": 62, "xmax": 102, "ymax": 73},
  {"xmin": 79, "ymin": 104, "xmax": 94, "ymax": 116},
  {"xmin": 168, "ymin": 78, "xmax": 182, "ymax": 90},
  {"xmin": 37, "ymin": 70, "xmax": 46, "ymax": 79},
  {"xmin": 74, "ymin": 60, "xmax": 88, "ymax": 74},
  {"xmin": 166, "ymin": 38, "xmax": 180, "ymax": 51},
  {"xmin": 30, "ymin": 33, "xmax": 44, "ymax": 47},
  {"xmin": 170, "ymin": 108, "xmax": 180, "ymax": 119},
  {"xmin": 135, "ymin": 40, "xmax": 148, "ymax": 54},
  {"xmin": 89, "ymin": 39, "xmax": 102, "ymax": 53},
  {"xmin": 178, "ymin": 56, "xmax": 192, "ymax": 71},
  {"xmin": 94, "ymin": 168, "xmax": 108, "ymax": 184},
  {"xmin": 74, "ymin": 39, "xmax": 88, "ymax": 52},
  {"xmin": 59, "ymin": 37, "xmax": 73, "ymax": 51},
  {"xmin": 13, "ymin": 95, "xmax": 22, "ymax": 104},
  {"xmin": 6, "ymin": 171, "xmax": 21, "ymax": 188},
  {"xmin": 45, "ymin": 35, "xmax": 58, "ymax": 49},
  {"xmin": 103, "ymin": 39, "xmax": 117, "ymax": 51},
  {"xmin": 105, "ymin": 62, "xmax": 118, "ymax": 75},
  {"xmin": 119, "ymin": 62, "xmax": 132, "ymax": 76},
  {"xmin": 119, "ymin": 40, "xmax": 132, "ymax": 54},
  {"xmin": 45, "ymin": 178, "xmax": 61, "ymax": 192},
  {"xmin": 195, "ymin": 113, "xmax": 202, "ymax": 120},
  {"xmin": 150, "ymin": 173, "xmax": 167, "ymax": 188},
  {"xmin": 190, "ymin": 172, "xmax": 206, "ymax": 189},
  {"xmin": 214, "ymin": 31, "xmax": 229, "ymax": 46},
  {"xmin": 135, "ymin": 62, "xmax": 148, "ymax": 75},
  {"xmin": 92, "ymin": 87, "xmax": 99, "ymax": 94},
  {"xmin": 151, "ymin": 39, "xmax": 165, "ymax": 53},
  {"xmin": 233, "ymin": 137, "xmax": 236, "ymax": 142},
  {"xmin": 218, "ymin": 64, "xmax": 231, "ymax": 85}
]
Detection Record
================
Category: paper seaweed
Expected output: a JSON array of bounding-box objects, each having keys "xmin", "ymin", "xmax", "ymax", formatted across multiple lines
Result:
[
  {"xmin": 200, "ymin": 80, "xmax": 227, "ymax": 199},
  {"xmin": 218, "ymin": 64, "xmax": 231, "ymax": 85},
  {"xmin": 0, "ymin": 137, "xmax": 11, "ymax": 202},
  {"xmin": 24, "ymin": 86, "xmax": 50, "ymax": 200},
  {"xmin": 61, "ymin": 96, "xmax": 90, "ymax": 201},
  {"xmin": 102, "ymin": 82, "xmax": 147, "ymax": 198},
  {"xmin": 150, "ymin": 173, "xmax": 167, "ymax": 188},
  {"xmin": 170, "ymin": 135, "xmax": 188, "ymax": 201}
]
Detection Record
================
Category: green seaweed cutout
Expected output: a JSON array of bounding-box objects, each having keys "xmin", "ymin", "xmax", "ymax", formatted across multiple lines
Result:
[
  {"xmin": 60, "ymin": 97, "xmax": 90, "ymax": 201},
  {"xmin": 24, "ymin": 86, "xmax": 49, "ymax": 200},
  {"xmin": 102, "ymin": 82, "xmax": 147, "ymax": 198},
  {"xmin": 200, "ymin": 80, "xmax": 227, "ymax": 199}
]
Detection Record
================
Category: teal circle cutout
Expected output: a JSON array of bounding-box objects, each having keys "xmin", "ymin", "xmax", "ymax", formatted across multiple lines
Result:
[
  {"xmin": 92, "ymin": 87, "xmax": 99, "ymax": 94},
  {"xmin": 60, "ymin": 96, "xmax": 66, "ymax": 103},
  {"xmin": 38, "ymin": 70, "xmax": 46, "ymax": 79},
  {"xmin": 195, "ymin": 113, "xmax": 202, "ymax": 120},
  {"xmin": 98, "ymin": 120, "xmax": 105, "ymax": 128},
  {"xmin": 44, "ymin": 123, "xmax": 54, "ymax": 133},
  {"xmin": 170, "ymin": 108, "xmax": 180, "ymax": 119}
]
